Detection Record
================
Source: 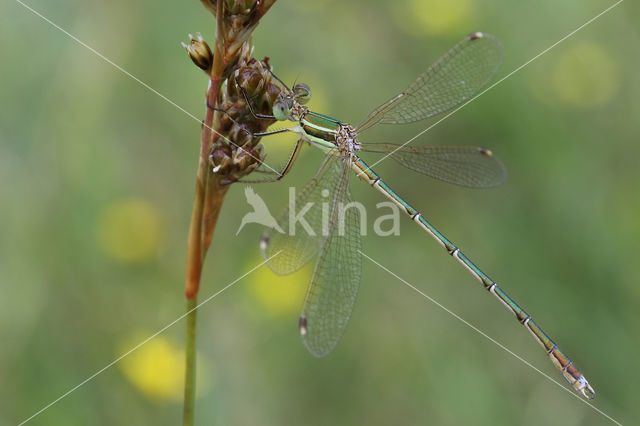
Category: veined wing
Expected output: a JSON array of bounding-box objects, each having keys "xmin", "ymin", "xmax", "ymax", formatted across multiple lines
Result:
[
  {"xmin": 361, "ymin": 144, "xmax": 507, "ymax": 187},
  {"xmin": 261, "ymin": 150, "xmax": 342, "ymax": 275},
  {"xmin": 357, "ymin": 33, "xmax": 502, "ymax": 132},
  {"xmin": 300, "ymin": 157, "xmax": 362, "ymax": 357}
]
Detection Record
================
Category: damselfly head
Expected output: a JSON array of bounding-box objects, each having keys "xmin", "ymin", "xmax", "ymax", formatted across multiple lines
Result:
[
  {"xmin": 273, "ymin": 97, "xmax": 293, "ymax": 121},
  {"xmin": 293, "ymin": 83, "xmax": 311, "ymax": 104}
]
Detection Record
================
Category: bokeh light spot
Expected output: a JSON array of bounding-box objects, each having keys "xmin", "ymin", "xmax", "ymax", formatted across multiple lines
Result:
[
  {"xmin": 118, "ymin": 334, "xmax": 211, "ymax": 401},
  {"xmin": 550, "ymin": 41, "xmax": 618, "ymax": 108},
  {"xmin": 118, "ymin": 335, "xmax": 185, "ymax": 401},
  {"xmin": 397, "ymin": 0, "xmax": 475, "ymax": 37},
  {"xmin": 97, "ymin": 198, "xmax": 162, "ymax": 263},
  {"xmin": 248, "ymin": 257, "xmax": 310, "ymax": 316}
]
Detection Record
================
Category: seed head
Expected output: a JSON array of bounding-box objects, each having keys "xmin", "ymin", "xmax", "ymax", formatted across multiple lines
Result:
[
  {"xmin": 191, "ymin": 0, "xmax": 279, "ymax": 183},
  {"xmin": 182, "ymin": 33, "xmax": 213, "ymax": 74},
  {"xmin": 207, "ymin": 43, "xmax": 281, "ymax": 182}
]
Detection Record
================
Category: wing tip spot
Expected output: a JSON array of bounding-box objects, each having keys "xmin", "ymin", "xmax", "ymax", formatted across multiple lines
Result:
[
  {"xmin": 477, "ymin": 147, "xmax": 493, "ymax": 157},
  {"xmin": 260, "ymin": 235, "xmax": 269, "ymax": 251},
  {"xmin": 299, "ymin": 316, "xmax": 307, "ymax": 336}
]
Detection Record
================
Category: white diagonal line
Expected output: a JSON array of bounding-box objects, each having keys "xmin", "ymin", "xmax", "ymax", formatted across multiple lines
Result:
[
  {"xmin": 359, "ymin": 250, "xmax": 622, "ymax": 426},
  {"xmin": 14, "ymin": 0, "xmax": 280, "ymax": 175},
  {"xmin": 363, "ymin": 0, "xmax": 624, "ymax": 172},
  {"xmin": 17, "ymin": 252, "xmax": 280, "ymax": 426}
]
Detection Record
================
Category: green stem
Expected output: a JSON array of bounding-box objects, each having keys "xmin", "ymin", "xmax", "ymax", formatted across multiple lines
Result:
[{"xmin": 182, "ymin": 296, "xmax": 198, "ymax": 426}]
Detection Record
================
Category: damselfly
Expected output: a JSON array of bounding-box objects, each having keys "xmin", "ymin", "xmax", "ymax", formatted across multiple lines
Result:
[{"xmin": 237, "ymin": 32, "xmax": 594, "ymax": 399}]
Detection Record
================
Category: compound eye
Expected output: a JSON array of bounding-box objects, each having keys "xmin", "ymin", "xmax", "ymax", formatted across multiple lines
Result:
[
  {"xmin": 273, "ymin": 99, "xmax": 290, "ymax": 121},
  {"xmin": 293, "ymin": 83, "xmax": 311, "ymax": 104}
]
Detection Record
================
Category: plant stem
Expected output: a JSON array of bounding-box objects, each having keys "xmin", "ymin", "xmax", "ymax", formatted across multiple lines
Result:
[
  {"xmin": 183, "ymin": 296, "xmax": 198, "ymax": 426},
  {"xmin": 182, "ymin": 1, "xmax": 278, "ymax": 422},
  {"xmin": 183, "ymin": 2, "xmax": 225, "ymax": 425}
]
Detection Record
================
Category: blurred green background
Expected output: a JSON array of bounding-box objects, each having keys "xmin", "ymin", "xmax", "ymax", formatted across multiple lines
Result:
[{"xmin": 1, "ymin": 0, "xmax": 638, "ymax": 425}]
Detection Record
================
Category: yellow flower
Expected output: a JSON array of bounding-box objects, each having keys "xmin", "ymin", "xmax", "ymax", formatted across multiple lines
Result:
[
  {"xmin": 395, "ymin": 0, "xmax": 475, "ymax": 37},
  {"xmin": 248, "ymin": 256, "xmax": 310, "ymax": 316},
  {"xmin": 118, "ymin": 334, "xmax": 210, "ymax": 401},
  {"xmin": 528, "ymin": 41, "xmax": 618, "ymax": 108},
  {"xmin": 550, "ymin": 41, "xmax": 618, "ymax": 108},
  {"xmin": 96, "ymin": 198, "xmax": 162, "ymax": 263}
]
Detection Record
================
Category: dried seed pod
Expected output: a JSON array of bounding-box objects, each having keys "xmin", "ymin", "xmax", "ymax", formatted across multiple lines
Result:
[
  {"xmin": 190, "ymin": 0, "xmax": 280, "ymax": 182},
  {"xmin": 182, "ymin": 33, "xmax": 213, "ymax": 74},
  {"xmin": 204, "ymin": 42, "xmax": 281, "ymax": 181}
]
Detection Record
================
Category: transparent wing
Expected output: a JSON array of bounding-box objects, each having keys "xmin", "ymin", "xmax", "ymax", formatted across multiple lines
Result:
[
  {"xmin": 357, "ymin": 33, "xmax": 503, "ymax": 132},
  {"xmin": 361, "ymin": 144, "xmax": 507, "ymax": 187},
  {"xmin": 261, "ymin": 150, "xmax": 342, "ymax": 275},
  {"xmin": 300, "ymin": 158, "xmax": 362, "ymax": 357}
]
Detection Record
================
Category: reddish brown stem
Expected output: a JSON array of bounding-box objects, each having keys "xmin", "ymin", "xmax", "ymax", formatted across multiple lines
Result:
[
  {"xmin": 183, "ymin": 2, "xmax": 276, "ymax": 423},
  {"xmin": 183, "ymin": 3, "xmax": 226, "ymax": 424},
  {"xmin": 184, "ymin": 0, "xmax": 227, "ymax": 299}
]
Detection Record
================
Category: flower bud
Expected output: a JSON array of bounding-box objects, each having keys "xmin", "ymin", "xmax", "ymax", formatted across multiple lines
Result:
[
  {"xmin": 225, "ymin": 0, "xmax": 256, "ymax": 14},
  {"xmin": 182, "ymin": 33, "xmax": 213, "ymax": 74},
  {"xmin": 236, "ymin": 67, "xmax": 263, "ymax": 96},
  {"xmin": 209, "ymin": 144, "xmax": 232, "ymax": 174},
  {"xmin": 263, "ymin": 81, "xmax": 281, "ymax": 106}
]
